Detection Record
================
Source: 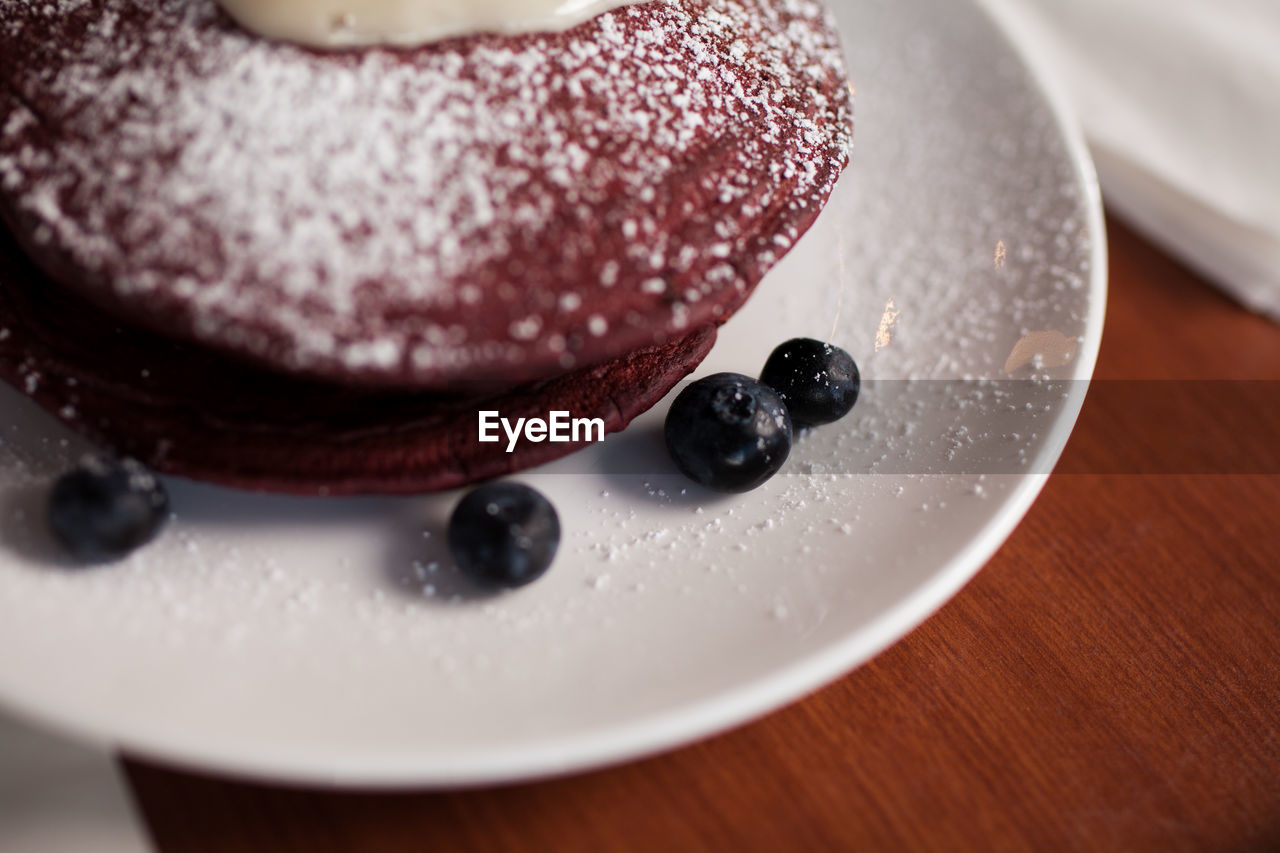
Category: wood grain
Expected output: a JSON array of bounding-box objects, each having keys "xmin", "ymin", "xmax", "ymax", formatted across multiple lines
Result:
[{"xmin": 123, "ymin": 218, "xmax": 1280, "ymax": 852}]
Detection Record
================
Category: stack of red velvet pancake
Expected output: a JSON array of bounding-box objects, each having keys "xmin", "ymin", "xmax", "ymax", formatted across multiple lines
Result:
[{"xmin": 0, "ymin": 0, "xmax": 853, "ymax": 495}]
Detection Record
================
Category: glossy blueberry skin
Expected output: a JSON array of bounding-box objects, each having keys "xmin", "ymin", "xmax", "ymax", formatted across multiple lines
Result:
[
  {"xmin": 664, "ymin": 372, "xmax": 793, "ymax": 493},
  {"xmin": 448, "ymin": 482, "xmax": 561, "ymax": 588},
  {"xmin": 47, "ymin": 456, "xmax": 170, "ymax": 563},
  {"xmin": 759, "ymin": 338, "xmax": 860, "ymax": 427}
]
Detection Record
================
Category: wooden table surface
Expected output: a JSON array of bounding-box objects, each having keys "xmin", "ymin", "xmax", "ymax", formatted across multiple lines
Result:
[{"xmin": 121, "ymin": 217, "xmax": 1280, "ymax": 852}]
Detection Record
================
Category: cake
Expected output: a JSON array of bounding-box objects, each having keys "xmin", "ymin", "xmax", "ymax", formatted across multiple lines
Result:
[{"xmin": 0, "ymin": 0, "xmax": 853, "ymax": 493}]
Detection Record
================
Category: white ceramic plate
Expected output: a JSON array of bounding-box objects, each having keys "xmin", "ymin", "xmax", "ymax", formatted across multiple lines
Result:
[{"xmin": 0, "ymin": 0, "xmax": 1104, "ymax": 786}]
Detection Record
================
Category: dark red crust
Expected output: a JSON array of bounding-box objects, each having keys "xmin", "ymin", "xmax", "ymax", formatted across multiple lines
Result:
[
  {"xmin": 0, "ymin": 229, "xmax": 713, "ymax": 495},
  {"xmin": 0, "ymin": 0, "xmax": 851, "ymax": 391}
]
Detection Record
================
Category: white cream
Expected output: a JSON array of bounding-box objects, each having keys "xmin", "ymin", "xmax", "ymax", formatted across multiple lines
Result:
[{"xmin": 216, "ymin": 0, "xmax": 639, "ymax": 48}]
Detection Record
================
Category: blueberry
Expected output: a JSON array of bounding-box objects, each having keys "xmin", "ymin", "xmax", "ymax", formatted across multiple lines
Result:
[
  {"xmin": 448, "ymin": 482, "xmax": 560, "ymax": 588},
  {"xmin": 759, "ymin": 338, "xmax": 860, "ymax": 427},
  {"xmin": 664, "ymin": 372, "xmax": 793, "ymax": 492},
  {"xmin": 47, "ymin": 455, "xmax": 170, "ymax": 563}
]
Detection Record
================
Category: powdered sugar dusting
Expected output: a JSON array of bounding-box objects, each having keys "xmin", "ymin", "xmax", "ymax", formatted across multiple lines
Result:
[{"xmin": 0, "ymin": 0, "xmax": 852, "ymax": 386}]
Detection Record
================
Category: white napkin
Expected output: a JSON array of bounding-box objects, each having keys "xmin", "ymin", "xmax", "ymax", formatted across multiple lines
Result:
[
  {"xmin": 983, "ymin": 0, "xmax": 1280, "ymax": 321},
  {"xmin": 0, "ymin": 711, "xmax": 151, "ymax": 853}
]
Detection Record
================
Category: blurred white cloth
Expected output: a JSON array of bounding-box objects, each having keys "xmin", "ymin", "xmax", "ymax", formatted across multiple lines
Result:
[
  {"xmin": 1, "ymin": 711, "xmax": 150, "ymax": 853},
  {"xmin": 984, "ymin": 0, "xmax": 1280, "ymax": 320}
]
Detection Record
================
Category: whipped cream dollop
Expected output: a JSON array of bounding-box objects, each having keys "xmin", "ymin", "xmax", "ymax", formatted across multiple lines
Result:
[{"xmin": 216, "ymin": 0, "xmax": 640, "ymax": 47}]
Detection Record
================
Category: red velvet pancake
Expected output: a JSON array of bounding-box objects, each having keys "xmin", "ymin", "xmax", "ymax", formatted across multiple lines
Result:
[
  {"xmin": 0, "ymin": 0, "xmax": 852, "ymax": 391},
  {"xmin": 0, "ymin": 228, "xmax": 713, "ymax": 495}
]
